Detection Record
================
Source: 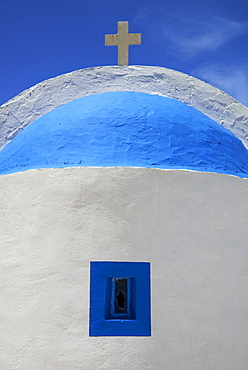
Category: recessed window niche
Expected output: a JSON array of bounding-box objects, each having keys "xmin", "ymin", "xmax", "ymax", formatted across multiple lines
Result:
[{"xmin": 89, "ymin": 261, "xmax": 151, "ymax": 336}]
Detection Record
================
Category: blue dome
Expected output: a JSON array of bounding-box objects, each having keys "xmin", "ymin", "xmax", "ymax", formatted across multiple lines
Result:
[{"xmin": 0, "ymin": 91, "xmax": 247, "ymax": 177}]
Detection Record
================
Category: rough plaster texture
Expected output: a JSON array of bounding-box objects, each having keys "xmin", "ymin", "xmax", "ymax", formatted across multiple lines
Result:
[
  {"xmin": 1, "ymin": 65, "xmax": 248, "ymax": 151},
  {"xmin": 1, "ymin": 91, "xmax": 247, "ymax": 177},
  {"xmin": 1, "ymin": 167, "xmax": 247, "ymax": 369}
]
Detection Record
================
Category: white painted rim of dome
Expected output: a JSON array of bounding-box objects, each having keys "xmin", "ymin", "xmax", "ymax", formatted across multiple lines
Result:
[{"xmin": 1, "ymin": 65, "xmax": 248, "ymax": 150}]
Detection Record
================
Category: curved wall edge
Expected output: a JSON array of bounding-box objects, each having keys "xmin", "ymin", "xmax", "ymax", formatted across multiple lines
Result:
[
  {"xmin": 1, "ymin": 92, "xmax": 247, "ymax": 178},
  {"xmin": 1, "ymin": 65, "xmax": 248, "ymax": 150}
]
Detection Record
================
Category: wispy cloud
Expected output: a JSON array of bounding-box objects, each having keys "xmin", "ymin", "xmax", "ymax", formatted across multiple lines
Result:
[
  {"xmin": 132, "ymin": 6, "xmax": 248, "ymax": 106},
  {"xmin": 192, "ymin": 64, "xmax": 248, "ymax": 107},
  {"xmin": 161, "ymin": 16, "xmax": 247, "ymax": 58},
  {"xmin": 134, "ymin": 9, "xmax": 247, "ymax": 59}
]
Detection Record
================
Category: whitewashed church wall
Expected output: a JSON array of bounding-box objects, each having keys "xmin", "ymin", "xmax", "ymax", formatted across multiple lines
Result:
[
  {"xmin": 1, "ymin": 65, "xmax": 248, "ymax": 151},
  {"xmin": 1, "ymin": 167, "xmax": 247, "ymax": 370}
]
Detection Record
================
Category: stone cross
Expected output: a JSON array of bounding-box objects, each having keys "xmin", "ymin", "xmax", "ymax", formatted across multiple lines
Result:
[{"xmin": 105, "ymin": 21, "xmax": 141, "ymax": 66}]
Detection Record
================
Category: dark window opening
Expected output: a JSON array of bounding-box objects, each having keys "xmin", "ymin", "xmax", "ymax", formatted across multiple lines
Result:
[
  {"xmin": 114, "ymin": 278, "xmax": 128, "ymax": 314},
  {"xmin": 104, "ymin": 276, "xmax": 136, "ymax": 320}
]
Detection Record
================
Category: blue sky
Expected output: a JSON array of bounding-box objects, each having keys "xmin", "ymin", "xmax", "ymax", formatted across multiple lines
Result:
[{"xmin": 1, "ymin": 0, "xmax": 248, "ymax": 106}]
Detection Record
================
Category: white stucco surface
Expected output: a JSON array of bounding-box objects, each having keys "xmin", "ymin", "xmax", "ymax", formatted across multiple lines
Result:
[
  {"xmin": 1, "ymin": 65, "xmax": 248, "ymax": 151},
  {"xmin": 1, "ymin": 167, "xmax": 247, "ymax": 369}
]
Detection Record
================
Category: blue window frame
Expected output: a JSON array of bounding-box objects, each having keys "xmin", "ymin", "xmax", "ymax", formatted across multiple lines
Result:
[{"xmin": 89, "ymin": 261, "xmax": 151, "ymax": 336}]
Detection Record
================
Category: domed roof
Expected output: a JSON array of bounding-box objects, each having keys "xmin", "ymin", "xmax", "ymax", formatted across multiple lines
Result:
[{"xmin": 0, "ymin": 91, "xmax": 247, "ymax": 177}]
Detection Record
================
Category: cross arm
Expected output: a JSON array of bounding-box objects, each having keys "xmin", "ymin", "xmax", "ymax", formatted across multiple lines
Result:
[
  {"xmin": 128, "ymin": 33, "xmax": 141, "ymax": 45},
  {"xmin": 105, "ymin": 34, "xmax": 118, "ymax": 46}
]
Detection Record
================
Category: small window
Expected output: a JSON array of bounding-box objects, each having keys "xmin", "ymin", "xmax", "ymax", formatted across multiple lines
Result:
[
  {"xmin": 90, "ymin": 261, "xmax": 151, "ymax": 336},
  {"xmin": 112, "ymin": 277, "xmax": 130, "ymax": 317},
  {"xmin": 104, "ymin": 276, "xmax": 136, "ymax": 320}
]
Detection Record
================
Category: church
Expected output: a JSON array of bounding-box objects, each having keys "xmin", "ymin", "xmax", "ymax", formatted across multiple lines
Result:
[{"xmin": 0, "ymin": 21, "xmax": 248, "ymax": 369}]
